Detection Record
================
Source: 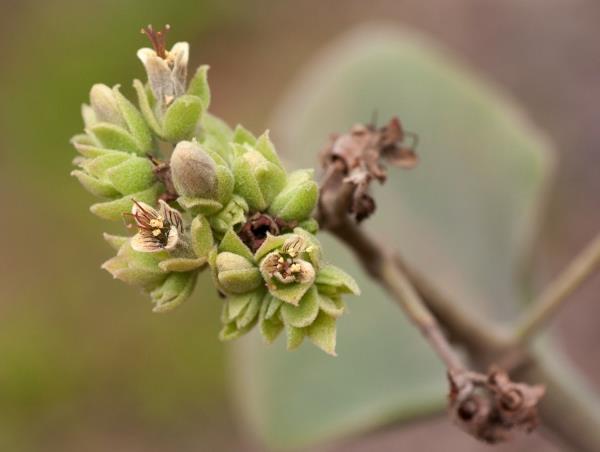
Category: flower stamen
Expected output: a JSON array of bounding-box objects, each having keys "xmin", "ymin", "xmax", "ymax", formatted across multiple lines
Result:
[{"xmin": 140, "ymin": 24, "xmax": 171, "ymax": 59}]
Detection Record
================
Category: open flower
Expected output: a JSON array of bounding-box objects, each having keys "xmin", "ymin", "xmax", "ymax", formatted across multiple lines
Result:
[
  {"xmin": 128, "ymin": 199, "xmax": 184, "ymax": 253},
  {"xmin": 137, "ymin": 25, "xmax": 188, "ymax": 109}
]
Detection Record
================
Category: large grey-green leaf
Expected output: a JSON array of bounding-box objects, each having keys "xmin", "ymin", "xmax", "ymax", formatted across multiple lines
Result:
[{"xmin": 232, "ymin": 26, "xmax": 555, "ymax": 449}]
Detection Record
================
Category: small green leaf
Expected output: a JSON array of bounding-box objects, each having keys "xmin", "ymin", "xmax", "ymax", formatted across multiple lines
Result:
[
  {"xmin": 281, "ymin": 286, "xmax": 319, "ymax": 328},
  {"xmin": 306, "ymin": 311, "xmax": 337, "ymax": 356},
  {"xmin": 254, "ymin": 233, "xmax": 292, "ymax": 261},
  {"xmin": 316, "ymin": 264, "xmax": 361, "ymax": 295},
  {"xmin": 187, "ymin": 65, "xmax": 211, "ymax": 109},
  {"xmin": 255, "ymin": 130, "xmax": 283, "ymax": 168},
  {"xmin": 162, "ymin": 95, "xmax": 204, "ymax": 142},
  {"xmin": 286, "ymin": 325, "xmax": 305, "ymax": 351},
  {"xmin": 71, "ymin": 169, "xmax": 119, "ymax": 198},
  {"xmin": 90, "ymin": 183, "xmax": 161, "ymax": 221},
  {"xmin": 158, "ymin": 257, "xmax": 205, "ymax": 272},
  {"xmin": 236, "ymin": 290, "xmax": 262, "ymax": 329},
  {"xmin": 105, "ymin": 156, "xmax": 155, "ymax": 195},
  {"xmin": 102, "ymin": 233, "xmax": 129, "ymax": 251},
  {"xmin": 219, "ymin": 229, "xmax": 254, "ymax": 261},
  {"xmin": 318, "ymin": 294, "xmax": 346, "ymax": 318},
  {"xmin": 191, "ymin": 215, "xmax": 214, "ymax": 259},
  {"xmin": 88, "ymin": 123, "xmax": 141, "ymax": 154},
  {"xmin": 113, "ymin": 85, "xmax": 153, "ymax": 152},
  {"xmin": 133, "ymin": 79, "xmax": 162, "ymax": 135},
  {"xmin": 227, "ymin": 293, "xmax": 253, "ymax": 321},
  {"xmin": 232, "ymin": 124, "xmax": 257, "ymax": 145}
]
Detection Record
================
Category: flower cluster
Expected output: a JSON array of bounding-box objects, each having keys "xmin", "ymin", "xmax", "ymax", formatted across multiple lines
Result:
[{"xmin": 70, "ymin": 26, "xmax": 359, "ymax": 355}]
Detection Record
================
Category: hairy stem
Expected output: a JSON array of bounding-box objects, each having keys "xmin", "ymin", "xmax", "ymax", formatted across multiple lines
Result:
[{"xmin": 513, "ymin": 232, "xmax": 600, "ymax": 345}]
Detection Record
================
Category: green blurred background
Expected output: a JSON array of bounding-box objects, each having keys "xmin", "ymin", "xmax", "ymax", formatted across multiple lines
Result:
[{"xmin": 1, "ymin": 1, "xmax": 600, "ymax": 450}]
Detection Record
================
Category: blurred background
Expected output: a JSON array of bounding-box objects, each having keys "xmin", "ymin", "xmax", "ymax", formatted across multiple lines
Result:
[{"xmin": 1, "ymin": 0, "xmax": 599, "ymax": 450}]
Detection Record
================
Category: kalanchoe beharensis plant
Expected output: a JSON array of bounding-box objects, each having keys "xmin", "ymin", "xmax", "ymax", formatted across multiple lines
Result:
[{"xmin": 70, "ymin": 25, "xmax": 359, "ymax": 355}]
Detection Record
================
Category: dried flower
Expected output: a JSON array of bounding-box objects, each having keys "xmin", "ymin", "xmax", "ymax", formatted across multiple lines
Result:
[
  {"xmin": 138, "ymin": 25, "xmax": 188, "ymax": 109},
  {"xmin": 128, "ymin": 199, "xmax": 184, "ymax": 253}
]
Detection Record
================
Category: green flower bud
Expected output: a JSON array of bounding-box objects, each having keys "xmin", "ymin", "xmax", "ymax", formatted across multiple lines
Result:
[
  {"xmin": 170, "ymin": 140, "xmax": 234, "ymax": 215},
  {"xmin": 102, "ymin": 239, "xmax": 169, "ymax": 291},
  {"xmin": 150, "ymin": 270, "xmax": 197, "ymax": 313},
  {"xmin": 209, "ymin": 195, "xmax": 248, "ymax": 236},
  {"xmin": 269, "ymin": 169, "xmax": 318, "ymax": 222},
  {"xmin": 101, "ymin": 232, "xmax": 199, "ymax": 312},
  {"xmin": 232, "ymin": 142, "xmax": 287, "ymax": 211},
  {"xmin": 219, "ymin": 289, "xmax": 264, "ymax": 341},
  {"xmin": 84, "ymin": 84, "xmax": 152, "ymax": 154},
  {"xmin": 134, "ymin": 32, "xmax": 210, "ymax": 143},
  {"xmin": 71, "ymin": 145, "xmax": 161, "ymax": 221},
  {"xmin": 215, "ymin": 252, "xmax": 262, "ymax": 295},
  {"xmin": 171, "ymin": 140, "xmax": 216, "ymax": 198}
]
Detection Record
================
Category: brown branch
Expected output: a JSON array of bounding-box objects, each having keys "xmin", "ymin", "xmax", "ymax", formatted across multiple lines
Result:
[{"xmin": 317, "ymin": 119, "xmax": 545, "ymax": 444}]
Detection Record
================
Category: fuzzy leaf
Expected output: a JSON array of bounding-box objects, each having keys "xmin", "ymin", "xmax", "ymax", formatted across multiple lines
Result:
[
  {"xmin": 285, "ymin": 325, "xmax": 305, "ymax": 351},
  {"xmin": 105, "ymin": 156, "xmax": 155, "ymax": 195},
  {"xmin": 187, "ymin": 65, "xmax": 211, "ymax": 109},
  {"xmin": 158, "ymin": 257, "xmax": 205, "ymax": 272},
  {"xmin": 191, "ymin": 215, "xmax": 214, "ymax": 259},
  {"xmin": 280, "ymin": 286, "xmax": 319, "ymax": 328},
  {"xmin": 90, "ymin": 183, "xmax": 161, "ymax": 221},
  {"xmin": 219, "ymin": 229, "xmax": 254, "ymax": 261},
  {"xmin": 306, "ymin": 312, "xmax": 337, "ymax": 356},
  {"xmin": 133, "ymin": 79, "xmax": 162, "ymax": 135},
  {"xmin": 71, "ymin": 170, "xmax": 119, "ymax": 198},
  {"xmin": 88, "ymin": 123, "xmax": 141, "ymax": 154},
  {"xmin": 232, "ymin": 124, "xmax": 257, "ymax": 145},
  {"xmin": 113, "ymin": 85, "xmax": 153, "ymax": 152},
  {"xmin": 316, "ymin": 264, "xmax": 360, "ymax": 296},
  {"xmin": 318, "ymin": 294, "xmax": 345, "ymax": 318},
  {"xmin": 162, "ymin": 94, "xmax": 204, "ymax": 142}
]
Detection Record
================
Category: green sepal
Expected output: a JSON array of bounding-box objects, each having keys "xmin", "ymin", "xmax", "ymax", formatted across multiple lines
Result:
[
  {"xmin": 133, "ymin": 79, "xmax": 162, "ymax": 135},
  {"xmin": 162, "ymin": 95, "xmax": 204, "ymax": 143},
  {"xmin": 235, "ymin": 289, "xmax": 263, "ymax": 329},
  {"xmin": 280, "ymin": 286, "xmax": 320, "ymax": 328},
  {"xmin": 259, "ymin": 294, "xmax": 284, "ymax": 344},
  {"xmin": 209, "ymin": 195, "xmax": 248, "ymax": 236},
  {"xmin": 265, "ymin": 280, "xmax": 313, "ymax": 307},
  {"xmin": 219, "ymin": 229, "xmax": 254, "ymax": 261},
  {"xmin": 177, "ymin": 196, "xmax": 223, "ymax": 216},
  {"xmin": 265, "ymin": 296, "xmax": 283, "ymax": 320},
  {"xmin": 112, "ymin": 85, "xmax": 152, "ymax": 153},
  {"xmin": 226, "ymin": 293, "xmax": 252, "ymax": 321},
  {"xmin": 306, "ymin": 311, "xmax": 337, "ymax": 356},
  {"xmin": 102, "ymin": 233, "xmax": 129, "ymax": 251},
  {"xmin": 105, "ymin": 156, "xmax": 155, "ymax": 195},
  {"xmin": 216, "ymin": 252, "xmax": 262, "ymax": 294},
  {"xmin": 299, "ymin": 218, "xmax": 319, "ymax": 234},
  {"xmin": 81, "ymin": 152, "xmax": 129, "ymax": 178},
  {"xmin": 232, "ymin": 124, "xmax": 257, "ymax": 145},
  {"xmin": 87, "ymin": 122, "xmax": 141, "ymax": 154},
  {"xmin": 151, "ymin": 271, "xmax": 197, "ymax": 313},
  {"xmin": 254, "ymin": 233, "xmax": 292, "ymax": 261},
  {"xmin": 318, "ymin": 293, "xmax": 346, "ymax": 318},
  {"xmin": 187, "ymin": 65, "xmax": 211, "ymax": 109},
  {"xmin": 71, "ymin": 169, "xmax": 119, "ymax": 198},
  {"xmin": 90, "ymin": 183, "xmax": 162, "ymax": 221},
  {"xmin": 191, "ymin": 215, "xmax": 214, "ymax": 259},
  {"xmin": 255, "ymin": 130, "xmax": 283, "ymax": 168},
  {"xmin": 158, "ymin": 257, "xmax": 206, "ymax": 272},
  {"xmin": 286, "ymin": 325, "xmax": 305, "ymax": 351},
  {"xmin": 268, "ymin": 169, "xmax": 318, "ymax": 222},
  {"xmin": 232, "ymin": 144, "xmax": 287, "ymax": 211},
  {"xmin": 315, "ymin": 264, "xmax": 361, "ymax": 295}
]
